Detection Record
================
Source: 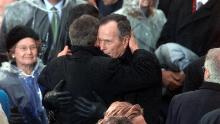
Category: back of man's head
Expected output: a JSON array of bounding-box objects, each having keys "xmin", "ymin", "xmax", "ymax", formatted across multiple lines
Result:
[
  {"xmin": 204, "ymin": 48, "xmax": 220, "ymax": 83},
  {"xmin": 69, "ymin": 15, "xmax": 99, "ymax": 46},
  {"xmin": 100, "ymin": 14, "xmax": 131, "ymax": 39},
  {"xmin": 67, "ymin": 4, "xmax": 99, "ymax": 28}
]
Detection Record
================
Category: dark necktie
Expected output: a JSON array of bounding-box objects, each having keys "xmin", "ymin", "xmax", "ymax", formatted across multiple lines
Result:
[{"xmin": 51, "ymin": 7, "xmax": 60, "ymax": 41}]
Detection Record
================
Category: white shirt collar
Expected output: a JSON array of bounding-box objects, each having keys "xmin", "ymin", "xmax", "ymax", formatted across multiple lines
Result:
[
  {"xmin": 44, "ymin": 0, "xmax": 64, "ymax": 13},
  {"xmin": 196, "ymin": 0, "xmax": 208, "ymax": 10},
  {"xmin": 44, "ymin": 0, "xmax": 64, "ymax": 21},
  {"xmin": 197, "ymin": 0, "xmax": 208, "ymax": 5}
]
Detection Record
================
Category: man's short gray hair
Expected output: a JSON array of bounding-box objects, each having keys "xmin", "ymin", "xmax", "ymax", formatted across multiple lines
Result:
[
  {"xmin": 204, "ymin": 48, "xmax": 220, "ymax": 83},
  {"xmin": 69, "ymin": 15, "xmax": 99, "ymax": 46}
]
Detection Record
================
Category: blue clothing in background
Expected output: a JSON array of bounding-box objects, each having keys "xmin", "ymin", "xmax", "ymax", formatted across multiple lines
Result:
[
  {"xmin": 0, "ymin": 59, "xmax": 48, "ymax": 124},
  {"xmin": 0, "ymin": 89, "xmax": 10, "ymax": 118},
  {"xmin": 97, "ymin": 0, "xmax": 123, "ymax": 17}
]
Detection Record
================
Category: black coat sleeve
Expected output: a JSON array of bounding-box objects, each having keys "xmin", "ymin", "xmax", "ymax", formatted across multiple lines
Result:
[
  {"xmin": 165, "ymin": 95, "xmax": 179, "ymax": 124},
  {"xmin": 38, "ymin": 57, "xmax": 66, "ymax": 91},
  {"xmin": 92, "ymin": 49, "xmax": 162, "ymax": 96}
]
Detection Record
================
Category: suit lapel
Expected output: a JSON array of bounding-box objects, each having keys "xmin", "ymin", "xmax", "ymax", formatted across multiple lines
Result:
[
  {"xmin": 34, "ymin": 9, "xmax": 50, "ymax": 29},
  {"xmin": 178, "ymin": 0, "xmax": 215, "ymax": 30},
  {"xmin": 57, "ymin": 4, "xmax": 71, "ymax": 44},
  {"xmin": 192, "ymin": 0, "xmax": 215, "ymax": 21},
  {"xmin": 177, "ymin": 0, "xmax": 193, "ymax": 30}
]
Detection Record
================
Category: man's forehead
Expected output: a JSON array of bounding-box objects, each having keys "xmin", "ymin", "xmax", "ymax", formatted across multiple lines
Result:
[
  {"xmin": 98, "ymin": 31, "xmax": 116, "ymax": 41},
  {"xmin": 99, "ymin": 21, "xmax": 118, "ymax": 32},
  {"xmin": 100, "ymin": 21, "xmax": 118, "ymax": 29}
]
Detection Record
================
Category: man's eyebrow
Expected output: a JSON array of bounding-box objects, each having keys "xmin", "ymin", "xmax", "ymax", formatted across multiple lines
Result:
[{"xmin": 98, "ymin": 38, "xmax": 111, "ymax": 42}]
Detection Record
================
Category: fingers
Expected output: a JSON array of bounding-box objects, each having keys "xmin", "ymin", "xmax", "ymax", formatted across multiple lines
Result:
[
  {"xmin": 74, "ymin": 101, "xmax": 91, "ymax": 113},
  {"xmin": 74, "ymin": 97, "xmax": 93, "ymax": 116},
  {"xmin": 55, "ymin": 91, "xmax": 71, "ymax": 96},
  {"xmin": 167, "ymin": 76, "xmax": 183, "ymax": 90},
  {"xmin": 75, "ymin": 97, "xmax": 93, "ymax": 107},
  {"xmin": 57, "ymin": 45, "xmax": 70, "ymax": 57},
  {"xmin": 172, "ymin": 72, "xmax": 183, "ymax": 81},
  {"xmin": 58, "ymin": 98, "xmax": 73, "ymax": 108},
  {"xmin": 57, "ymin": 92, "xmax": 72, "ymax": 109},
  {"xmin": 57, "ymin": 91, "xmax": 72, "ymax": 105},
  {"xmin": 67, "ymin": 49, "xmax": 72, "ymax": 56},
  {"xmin": 54, "ymin": 80, "xmax": 65, "ymax": 91},
  {"xmin": 58, "ymin": 96, "xmax": 72, "ymax": 103},
  {"xmin": 162, "ymin": 70, "xmax": 184, "ymax": 90},
  {"xmin": 171, "ymin": 72, "xmax": 185, "ymax": 85},
  {"xmin": 63, "ymin": 45, "xmax": 69, "ymax": 51}
]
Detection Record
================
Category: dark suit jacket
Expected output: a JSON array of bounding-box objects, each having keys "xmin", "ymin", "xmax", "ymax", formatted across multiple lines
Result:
[
  {"xmin": 158, "ymin": 0, "xmax": 172, "ymax": 17},
  {"xmin": 117, "ymin": 49, "xmax": 162, "ymax": 124},
  {"xmin": 183, "ymin": 56, "xmax": 205, "ymax": 92},
  {"xmin": 200, "ymin": 108, "xmax": 220, "ymax": 124},
  {"xmin": 166, "ymin": 82, "xmax": 220, "ymax": 124},
  {"xmin": 27, "ymin": 2, "xmax": 74, "ymax": 64},
  {"xmin": 157, "ymin": 0, "xmax": 220, "ymax": 56}
]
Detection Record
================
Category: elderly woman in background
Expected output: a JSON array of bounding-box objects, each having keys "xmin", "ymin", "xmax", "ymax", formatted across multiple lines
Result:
[
  {"xmin": 115, "ymin": 0, "xmax": 166, "ymax": 52},
  {"xmin": 0, "ymin": 25, "xmax": 48, "ymax": 124},
  {"xmin": 98, "ymin": 101, "xmax": 147, "ymax": 124}
]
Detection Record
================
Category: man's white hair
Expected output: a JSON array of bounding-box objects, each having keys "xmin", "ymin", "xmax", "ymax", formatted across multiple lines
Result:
[{"xmin": 204, "ymin": 48, "xmax": 220, "ymax": 83}]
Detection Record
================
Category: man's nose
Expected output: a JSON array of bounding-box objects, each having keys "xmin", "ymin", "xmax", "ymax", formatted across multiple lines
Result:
[{"xmin": 99, "ymin": 41, "xmax": 105, "ymax": 51}]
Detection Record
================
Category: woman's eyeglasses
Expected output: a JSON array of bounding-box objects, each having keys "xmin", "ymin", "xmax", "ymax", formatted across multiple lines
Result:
[{"xmin": 15, "ymin": 45, "xmax": 37, "ymax": 52}]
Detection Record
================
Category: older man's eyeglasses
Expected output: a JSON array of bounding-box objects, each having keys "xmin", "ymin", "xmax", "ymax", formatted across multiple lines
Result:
[{"xmin": 15, "ymin": 45, "xmax": 37, "ymax": 52}]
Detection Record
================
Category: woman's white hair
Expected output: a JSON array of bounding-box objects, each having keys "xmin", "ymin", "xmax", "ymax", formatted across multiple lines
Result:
[{"xmin": 204, "ymin": 48, "xmax": 220, "ymax": 83}]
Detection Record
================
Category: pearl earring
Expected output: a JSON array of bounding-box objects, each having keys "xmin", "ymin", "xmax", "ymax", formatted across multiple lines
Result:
[{"xmin": 12, "ymin": 55, "xmax": 15, "ymax": 58}]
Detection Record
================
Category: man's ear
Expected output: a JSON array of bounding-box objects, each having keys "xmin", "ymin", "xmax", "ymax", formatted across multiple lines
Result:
[
  {"xmin": 204, "ymin": 67, "xmax": 210, "ymax": 80},
  {"xmin": 122, "ymin": 36, "xmax": 130, "ymax": 49}
]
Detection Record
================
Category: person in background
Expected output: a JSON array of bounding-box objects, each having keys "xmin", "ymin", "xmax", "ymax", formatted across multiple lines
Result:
[
  {"xmin": 166, "ymin": 48, "xmax": 220, "ymax": 124},
  {"xmin": 157, "ymin": 0, "xmax": 220, "ymax": 57},
  {"xmin": 58, "ymin": 3, "xmax": 99, "ymax": 57},
  {"xmin": 0, "ymin": 25, "xmax": 48, "ymax": 124},
  {"xmin": 155, "ymin": 0, "xmax": 220, "ymax": 72},
  {"xmin": 155, "ymin": 1, "xmax": 220, "ymax": 121},
  {"xmin": 27, "ymin": 0, "xmax": 86, "ymax": 64},
  {"xmin": 0, "ymin": 0, "xmax": 34, "ymax": 57},
  {"xmin": 114, "ymin": 0, "xmax": 166, "ymax": 52},
  {"xmin": 98, "ymin": 101, "xmax": 147, "ymax": 124},
  {"xmin": 88, "ymin": 0, "xmax": 123, "ymax": 17},
  {"xmin": 157, "ymin": 0, "xmax": 172, "ymax": 17},
  {"xmin": 0, "ymin": 0, "xmax": 14, "ymax": 27},
  {"xmin": 199, "ymin": 108, "xmax": 220, "ymax": 124},
  {"xmin": 0, "ymin": 0, "xmax": 87, "ymax": 64}
]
